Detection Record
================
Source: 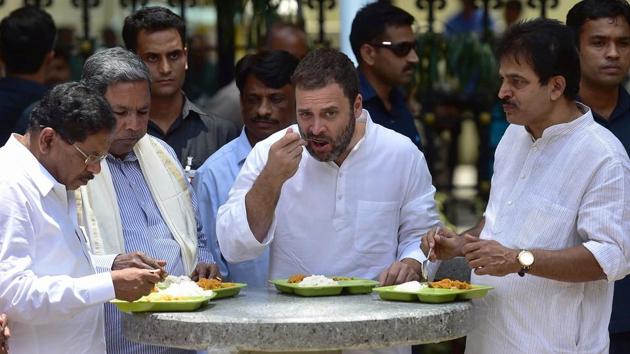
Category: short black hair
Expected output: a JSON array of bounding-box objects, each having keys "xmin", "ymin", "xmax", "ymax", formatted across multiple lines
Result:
[
  {"xmin": 0, "ymin": 6, "xmax": 56, "ymax": 74},
  {"xmin": 291, "ymin": 48, "xmax": 359, "ymax": 107},
  {"xmin": 122, "ymin": 6, "xmax": 186, "ymax": 52},
  {"xmin": 29, "ymin": 82, "xmax": 115, "ymax": 144},
  {"xmin": 497, "ymin": 18, "xmax": 580, "ymax": 100},
  {"xmin": 566, "ymin": 0, "xmax": 630, "ymax": 47},
  {"xmin": 350, "ymin": 2, "xmax": 415, "ymax": 65},
  {"xmin": 235, "ymin": 50, "xmax": 300, "ymax": 94}
]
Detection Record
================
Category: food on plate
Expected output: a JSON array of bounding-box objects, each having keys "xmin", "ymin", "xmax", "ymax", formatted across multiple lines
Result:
[
  {"xmin": 297, "ymin": 275, "xmax": 339, "ymax": 287},
  {"xmin": 332, "ymin": 276, "xmax": 353, "ymax": 281},
  {"xmin": 196, "ymin": 277, "xmax": 237, "ymax": 290},
  {"xmin": 288, "ymin": 273, "xmax": 307, "ymax": 283},
  {"xmin": 429, "ymin": 278, "xmax": 472, "ymax": 290},
  {"xmin": 394, "ymin": 281, "xmax": 428, "ymax": 292},
  {"xmin": 139, "ymin": 275, "xmax": 214, "ymax": 301}
]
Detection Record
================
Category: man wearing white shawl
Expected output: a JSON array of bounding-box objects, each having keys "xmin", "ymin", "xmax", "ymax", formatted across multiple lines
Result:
[{"xmin": 76, "ymin": 47, "xmax": 217, "ymax": 354}]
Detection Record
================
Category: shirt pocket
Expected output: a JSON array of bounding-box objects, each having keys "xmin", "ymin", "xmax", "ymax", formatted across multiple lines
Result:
[
  {"xmin": 516, "ymin": 197, "xmax": 577, "ymax": 249},
  {"xmin": 354, "ymin": 200, "xmax": 399, "ymax": 254}
]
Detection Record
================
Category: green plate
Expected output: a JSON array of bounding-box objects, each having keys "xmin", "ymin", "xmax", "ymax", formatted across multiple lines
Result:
[
  {"xmin": 111, "ymin": 293, "xmax": 216, "ymax": 313},
  {"xmin": 373, "ymin": 284, "xmax": 493, "ymax": 303},
  {"xmin": 270, "ymin": 277, "xmax": 379, "ymax": 297},
  {"xmin": 211, "ymin": 283, "xmax": 247, "ymax": 299}
]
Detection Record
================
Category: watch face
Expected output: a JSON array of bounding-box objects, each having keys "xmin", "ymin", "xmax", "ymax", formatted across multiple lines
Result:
[{"xmin": 519, "ymin": 251, "xmax": 534, "ymax": 266}]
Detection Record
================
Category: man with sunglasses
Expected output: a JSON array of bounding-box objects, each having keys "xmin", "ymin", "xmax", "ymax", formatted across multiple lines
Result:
[
  {"xmin": 350, "ymin": 2, "xmax": 422, "ymax": 151},
  {"xmin": 0, "ymin": 82, "xmax": 162, "ymax": 354}
]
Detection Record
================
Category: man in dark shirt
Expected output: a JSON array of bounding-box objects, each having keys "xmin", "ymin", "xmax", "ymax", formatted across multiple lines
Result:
[
  {"xmin": 349, "ymin": 2, "xmax": 422, "ymax": 150},
  {"xmin": 567, "ymin": 1, "xmax": 630, "ymax": 352},
  {"xmin": 0, "ymin": 6, "xmax": 55, "ymax": 144},
  {"xmin": 122, "ymin": 6, "xmax": 238, "ymax": 170}
]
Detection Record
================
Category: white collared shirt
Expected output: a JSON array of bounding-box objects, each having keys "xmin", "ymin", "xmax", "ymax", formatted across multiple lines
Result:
[
  {"xmin": 217, "ymin": 110, "xmax": 439, "ymax": 281},
  {"xmin": 0, "ymin": 135, "xmax": 115, "ymax": 354},
  {"xmin": 466, "ymin": 106, "xmax": 630, "ymax": 354}
]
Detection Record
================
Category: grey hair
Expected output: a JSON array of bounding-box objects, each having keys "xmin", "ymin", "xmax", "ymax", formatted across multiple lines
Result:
[{"xmin": 81, "ymin": 47, "xmax": 151, "ymax": 95}]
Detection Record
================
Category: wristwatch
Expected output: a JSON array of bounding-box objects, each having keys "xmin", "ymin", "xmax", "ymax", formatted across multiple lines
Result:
[{"xmin": 517, "ymin": 250, "xmax": 534, "ymax": 277}]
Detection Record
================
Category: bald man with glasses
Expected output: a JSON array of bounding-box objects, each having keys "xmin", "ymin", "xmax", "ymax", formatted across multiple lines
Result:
[{"xmin": 350, "ymin": 2, "xmax": 422, "ymax": 150}]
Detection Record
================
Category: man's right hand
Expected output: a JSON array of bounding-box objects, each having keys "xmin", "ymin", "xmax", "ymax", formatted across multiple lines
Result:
[
  {"xmin": 421, "ymin": 227, "xmax": 465, "ymax": 261},
  {"xmin": 112, "ymin": 252, "xmax": 167, "ymax": 279},
  {"xmin": 111, "ymin": 268, "xmax": 162, "ymax": 302},
  {"xmin": 262, "ymin": 128, "xmax": 305, "ymax": 185}
]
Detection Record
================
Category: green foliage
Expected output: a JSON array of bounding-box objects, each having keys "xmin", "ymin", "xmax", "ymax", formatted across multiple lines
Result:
[{"xmin": 415, "ymin": 32, "xmax": 499, "ymax": 98}]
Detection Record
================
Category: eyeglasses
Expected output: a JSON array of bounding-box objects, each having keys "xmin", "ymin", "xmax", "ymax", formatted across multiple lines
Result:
[
  {"xmin": 73, "ymin": 144, "xmax": 108, "ymax": 165},
  {"xmin": 371, "ymin": 41, "xmax": 417, "ymax": 57}
]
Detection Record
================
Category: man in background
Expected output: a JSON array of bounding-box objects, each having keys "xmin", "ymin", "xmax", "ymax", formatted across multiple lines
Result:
[
  {"xmin": 201, "ymin": 22, "xmax": 308, "ymax": 129},
  {"xmin": 0, "ymin": 6, "xmax": 55, "ymax": 144},
  {"xmin": 194, "ymin": 50, "xmax": 299, "ymax": 288},
  {"xmin": 567, "ymin": 1, "xmax": 630, "ymax": 351},
  {"xmin": 122, "ymin": 6, "xmax": 238, "ymax": 170},
  {"xmin": 445, "ymin": 0, "xmax": 495, "ymax": 37},
  {"xmin": 350, "ymin": 2, "xmax": 423, "ymax": 150}
]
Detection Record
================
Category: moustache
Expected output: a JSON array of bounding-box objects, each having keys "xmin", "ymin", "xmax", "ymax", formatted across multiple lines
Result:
[
  {"xmin": 81, "ymin": 173, "xmax": 95, "ymax": 181},
  {"xmin": 252, "ymin": 115, "xmax": 278, "ymax": 123},
  {"xmin": 118, "ymin": 135, "xmax": 142, "ymax": 142},
  {"xmin": 501, "ymin": 98, "xmax": 517, "ymax": 107},
  {"xmin": 303, "ymin": 134, "xmax": 331, "ymax": 144},
  {"xmin": 403, "ymin": 64, "xmax": 416, "ymax": 73}
]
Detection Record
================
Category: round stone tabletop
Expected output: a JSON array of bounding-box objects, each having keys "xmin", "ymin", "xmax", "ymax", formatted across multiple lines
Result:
[{"xmin": 122, "ymin": 288, "xmax": 473, "ymax": 352}]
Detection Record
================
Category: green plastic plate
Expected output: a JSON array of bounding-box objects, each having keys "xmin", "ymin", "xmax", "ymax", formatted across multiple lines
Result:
[
  {"xmin": 270, "ymin": 277, "xmax": 379, "ymax": 297},
  {"xmin": 211, "ymin": 283, "xmax": 247, "ymax": 299},
  {"xmin": 111, "ymin": 293, "xmax": 216, "ymax": 313},
  {"xmin": 373, "ymin": 284, "xmax": 493, "ymax": 303}
]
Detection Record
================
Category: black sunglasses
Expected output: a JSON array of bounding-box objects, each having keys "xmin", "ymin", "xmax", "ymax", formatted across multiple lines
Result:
[{"xmin": 371, "ymin": 41, "xmax": 417, "ymax": 57}]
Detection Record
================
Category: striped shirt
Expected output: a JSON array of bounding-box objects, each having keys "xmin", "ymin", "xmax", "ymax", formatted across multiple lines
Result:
[
  {"xmin": 466, "ymin": 107, "xmax": 630, "ymax": 354},
  {"xmin": 103, "ymin": 140, "xmax": 213, "ymax": 354}
]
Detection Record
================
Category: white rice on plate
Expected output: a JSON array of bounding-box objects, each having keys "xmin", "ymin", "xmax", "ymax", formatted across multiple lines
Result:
[
  {"xmin": 298, "ymin": 275, "xmax": 339, "ymax": 287},
  {"xmin": 393, "ymin": 281, "xmax": 428, "ymax": 292},
  {"xmin": 142, "ymin": 275, "xmax": 214, "ymax": 301}
]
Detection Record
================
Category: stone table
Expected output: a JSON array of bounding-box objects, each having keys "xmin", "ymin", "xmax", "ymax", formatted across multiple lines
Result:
[{"xmin": 123, "ymin": 288, "xmax": 473, "ymax": 352}]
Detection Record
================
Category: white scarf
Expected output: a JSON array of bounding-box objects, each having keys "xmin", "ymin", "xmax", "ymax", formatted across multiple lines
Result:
[{"xmin": 76, "ymin": 135, "xmax": 198, "ymax": 274}]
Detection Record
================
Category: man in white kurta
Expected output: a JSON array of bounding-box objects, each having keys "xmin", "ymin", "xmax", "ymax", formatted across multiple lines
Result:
[
  {"xmin": 0, "ymin": 82, "xmax": 160, "ymax": 354},
  {"xmin": 218, "ymin": 116, "xmax": 436, "ymax": 354},
  {"xmin": 0, "ymin": 136, "xmax": 114, "ymax": 354},
  {"xmin": 217, "ymin": 109, "xmax": 438, "ymax": 280},
  {"xmin": 217, "ymin": 49, "xmax": 440, "ymax": 354},
  {"xmin": 466, "ymin": 106, "xmax": 630, "ymax": 353},
  {"xmin": 422, "ymin": 19, "xmax": 630, "ymax": 354}
]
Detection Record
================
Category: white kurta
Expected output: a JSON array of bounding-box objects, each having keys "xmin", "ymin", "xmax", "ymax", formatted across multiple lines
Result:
[
  {"xmin": 466, "ymin": 107, "xmax": 630, "ymax": 354},
  {"xmin": 0, "ymin": 135, "xmax": 115, "ymax": 354},
  {"xmin": 217, "ymin": 110, "xmax": 439, "ymax": 281}
]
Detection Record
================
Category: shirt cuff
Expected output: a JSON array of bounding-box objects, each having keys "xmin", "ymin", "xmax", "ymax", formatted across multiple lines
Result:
[
  {"xmin": 241, "ymin": 216, "xmax": 276, "ymax": 252},
  {"xmin": 238, "ymin": 195, "xmax": 276, "ymax": 250},
  {"xmin": 426, "ymin": 260, "xmax": 442, "ymax": 281},
  {"xmin": 399, "ymin": 247, "xmax": 425, "ymax": 263},
  {"xmin": 197, "ymin": 247, "xmax": 215, "ymax": 264},
  {"xmin": 583, "ymin": 240, "xmax": 624, "ymax": 282},
  {"xmin": 75, "ymin": 272, "xmax": 116, "ymax": 304},
  {"xmin": 91, "ymin": 253, "xmax": 118, "ymax": 274}
]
